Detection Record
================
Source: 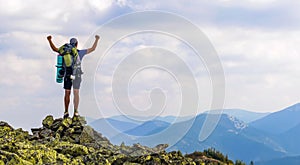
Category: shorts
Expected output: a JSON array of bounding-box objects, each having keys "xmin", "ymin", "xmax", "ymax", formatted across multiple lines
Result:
[{"xmin": 64, "ymin": 75, "xmax": 82, "ymax": 90}]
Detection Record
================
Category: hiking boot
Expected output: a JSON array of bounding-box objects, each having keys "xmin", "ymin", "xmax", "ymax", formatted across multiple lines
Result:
[
  {"xmin": 73, "ymin": 112, "xmax": 79, "ymax": 117},
  {"xmin": 63, "ymin": 112, "xmax": 69, "ymax": 119}
]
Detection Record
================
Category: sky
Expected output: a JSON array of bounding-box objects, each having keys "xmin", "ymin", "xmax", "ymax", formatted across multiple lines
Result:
[{"xmin": 1, "ymin": 0, "xmax": 300, "ymax": 130}]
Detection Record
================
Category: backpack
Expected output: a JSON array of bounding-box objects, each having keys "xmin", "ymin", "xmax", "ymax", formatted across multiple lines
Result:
[
  {"xmin": 58, "ymin": 44, "xmax": 81, "ymax": 79},
  {"xmin": 58, "ymin": 43, "xmax": 78, "ymax": 67}
]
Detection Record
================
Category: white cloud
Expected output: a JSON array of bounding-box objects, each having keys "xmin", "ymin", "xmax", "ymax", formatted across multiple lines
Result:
[
  {"xmin": 1, "ymin": 0, "xmax": 300, "ymax": 129},
  {"xmin": 204, "ymin": 26, "xmax": 300, "ymax": 73},
  {"xmin": 0, "ymin": 0, "xmax": 24, "ymax": 15},
  {"xmin": 202, "ymin": 26, "xmax": 300, "ymax": 112},
  {"xmin": 216, "ymin": 0, "xmax": 280, "ymax": 8},
  {"xmin": 0, "ymin": 53, "xmax": 43, "ymax": 91},
  {"xmin": 88, "ymin": 0, "xmax": 114, "ymax": 11}
]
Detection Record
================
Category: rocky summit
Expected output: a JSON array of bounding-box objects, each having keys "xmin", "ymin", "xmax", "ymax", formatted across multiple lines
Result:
[{"xmin": 0, "ymin": 115, "xmax": 238, "ymax": 164}]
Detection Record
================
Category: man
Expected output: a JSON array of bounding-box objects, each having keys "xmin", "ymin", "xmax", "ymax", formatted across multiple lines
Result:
[{"xmin": 47, "ymin": 35, "xmax": 100, "ymax": 118}]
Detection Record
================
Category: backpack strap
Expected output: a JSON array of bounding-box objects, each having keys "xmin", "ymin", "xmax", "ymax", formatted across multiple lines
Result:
[
  {"xmin": 71, "ymin": 47, "xmax": 79, "ymax": 66},
  {"xmin": 58, "ymin": 44, "xmax": 78, "ymax": 68}
]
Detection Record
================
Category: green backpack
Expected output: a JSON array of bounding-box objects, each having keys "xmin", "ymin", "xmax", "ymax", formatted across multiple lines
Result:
[
  {"xmin": 58, "ymin": 43, "xmax": 82, "ymax": 79},
  {"xmin": 58, "ymin": 43, "xmax": 79, "ymax": 68}
]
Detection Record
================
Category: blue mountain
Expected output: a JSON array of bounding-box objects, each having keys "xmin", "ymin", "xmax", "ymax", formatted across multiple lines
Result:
[
  {"xmin": 276, "ymin": 123, "xmax": 300, "ymax": 155},
  {"xmin": 250, "ymin": 103, "xmax": 300, "ymax": 134},
  {"xmin": 207, "ymin": 109, "xmax": 270, "ymax": 123},
  {"xmin": 110, "ymin": 114, "xmax": 285, "ymax": 162},
  {"xmin": 89, "ymin": 118, "xmax": 139, "ymax": 138},
  {"xmin": 89, "ymin": 103, "xmax": 300, "ymax": 163},
  {"xmin": 109, "ymin": 115, "xmax": 192, "ymax": 124},
  {"xmin": 155, "ymin": 115, "xmax": 194, "ymax": 123},
  {"xmin": 85, "ymin": 116, "xmax": 96, "ymax": 124},
  {"xmin": 167, "ymin": 114, "xmax": 285, "ymax": 162},
  {"xmin": 124, "ymin": 120, "xmax": 170, "ymax": 136},
  {"xmin": 108, "ymin": 115, "xmax": 147, "ymax": 125},
  {"xmin": 255, "ymin": 155, "xmax": 300, "ymax": 165},
  {"xmin": 88, "ymin": 115, "xmax": 193, "ymax": 140}
]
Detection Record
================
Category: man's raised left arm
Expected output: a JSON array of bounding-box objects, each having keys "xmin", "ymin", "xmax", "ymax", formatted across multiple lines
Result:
[{"xmin": 86, "ymin": 35, "xmax": 100, "ymax": 54}]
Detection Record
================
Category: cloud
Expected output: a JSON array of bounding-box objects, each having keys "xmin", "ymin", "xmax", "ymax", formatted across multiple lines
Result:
[
  {"xmin": 1, "ymin": 0, "xmax": 300, "ymax": 130},
  {"xmin": 202, "ymin": 26, "xmax": 300, "ymax": 111},
  {"xmin": 79, "ymin": 6, "xmax": 300, "ymax": 115},
  {"xmin": 205, "ymin": 26, "xmax": 300, "ymax": 73},
  {"xmin": 119, "ymin": 0, "xmax": 300, "ymax": 30},
  {"xmin": 0, "ymin": 53, "xmax": 43, "ymax": 92},
  {"xmin": 89, "ymin": 31, "xmax": 213, "ymax": 117},
  {"xmin": 0, "ymin": 0, "xmax": 129, "ymax": 35}
]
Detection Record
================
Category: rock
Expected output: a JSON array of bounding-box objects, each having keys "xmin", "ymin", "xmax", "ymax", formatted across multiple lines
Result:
[
  {"xmin": 61, "ymin": 118, "xmax": 72, "ymax": 128},
  {"xmin": 51, "ymin": 118, "xmax": 63, "ymax": 131},
  {"xmin": 0, "ymin": 121, "xmax": 13, "ymax": 129},
  {"xmin": 65, "ymin": 128, "xmax": 75, "ymax": 136},
  {"xmin": 0, "ymin": 115, "xmax": 240, "ymax": 164},
  {"xmin": 73, "ymin": 125, "xmax": 83, "ymax": 134},
  {"xmin": 153, "ymin": 144, "xmax": 169, "ymax": 152},
  {"xmin": 31, "ymin": 128, "xmax": 41, "ymax": 134},
  {"xmin": 0, "ymin": 155, "xmax": 7, "ymax": 164},
  {"xmin": 54, "ymin": 142, "xmax": 89, "ymax": 157},
  {"xmin": 28, "ymin": 133, "xmax": 39, "ymax": 141},
  {"xmin": 72, "ymin": 116, "xmax": 87, "ymax": 125},
  {"xmin": 56, "ymin": 126, "xmax": 64, "ymax": 135},
  {"xmin": 42, "ymin": 115, "xmax": 54, "ymax": 129},
  {"xmin": 0, "ymin": 125, "xmax": 13, "ymax": 138},
  {"xmin": 39, "ymin": 128, "xmax": 52, "ymax": 139},
  {"xmin": 57, "ymin": 153, "xmax": 70, "ymax": 163},
  {"xmin": 0, "ymin": 150, "xmax": 32, "ymax": 165}
]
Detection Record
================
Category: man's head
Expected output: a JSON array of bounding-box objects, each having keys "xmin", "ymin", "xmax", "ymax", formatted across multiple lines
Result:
[{"xmin": 70, "ymin": 38, "xmax": 78, "ymax": 47}]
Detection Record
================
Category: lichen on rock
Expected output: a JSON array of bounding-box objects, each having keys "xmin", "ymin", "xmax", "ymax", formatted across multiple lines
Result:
[
  {"xmin": 0, "ymin": 115, "xmax": 238, "ymax": 164},
  {"xmin": 42, "ymin": 115, "xmax": 54, "ymax": 129}
]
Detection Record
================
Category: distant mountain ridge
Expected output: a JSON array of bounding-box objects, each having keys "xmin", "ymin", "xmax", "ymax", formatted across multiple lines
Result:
[
  {"xmin": 255, "ymin": 155, "xmax": 300, "ymax": 165},
  {"xmin": 87, "ymin": 103, "xmax": 300, "ymax": 163},
  {"xmin": 107, "ymin": 115, "xmax": 193, "ymax": 124},
  {"xmin": 124, "ymin": 120, "xmax": 170, "ymax": 136},
  {"xmin": 107, "ymin": 114, "xmax": 285, "ymax": 162},
  {"xmin": 88, "ymin": 109, "xmax": 270, "ymax": 140},
  {"xmin": 167, "ymin": 114, "xmax": 285, "ymax": 162},
  {"xmin": 250, "ymin": 103, "xmax": 300, "ymax": 134},
  {"xmin": 207, "ymin": 109, "xmax": 270, "ymax": 123},
  {"xmin": 89, "ymin": 118, "xmax": 140, "ymax": 138}
]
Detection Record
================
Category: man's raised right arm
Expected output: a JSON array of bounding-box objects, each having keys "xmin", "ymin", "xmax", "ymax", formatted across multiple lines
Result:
[{"xmin": 47, "ymin": 35, "xmax": 59, "ymax": 53}]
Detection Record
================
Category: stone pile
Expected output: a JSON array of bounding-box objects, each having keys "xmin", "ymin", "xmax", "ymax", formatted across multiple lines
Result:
[{"xmin": 0, "ymin": 115, "xmax": 233, "ymax": 164}]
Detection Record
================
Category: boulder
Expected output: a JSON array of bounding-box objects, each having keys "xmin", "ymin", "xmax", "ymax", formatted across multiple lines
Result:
[
  {"xmin": 42, "ymin": 115, "xmax": 54, "ymax": 129},
  {"xmin": 0, "ymin": 114, "xmax": 240, "ymax": 164}
]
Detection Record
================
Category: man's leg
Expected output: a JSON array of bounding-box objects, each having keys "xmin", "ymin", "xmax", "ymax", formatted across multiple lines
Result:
[
  {"xmin": 64, "ymin": 89, "xmax": 71, "ymax": 115},
  {"xmin": 73, "ymin": 75, "xmax": 82, "ymax": 116},
  {"xmin": 73, "ymin": 89, "xmax": 79, "ymax": 115},
  {"xmin": 63, "ymin": 67, "xmax": 73, "ymax": 118}
]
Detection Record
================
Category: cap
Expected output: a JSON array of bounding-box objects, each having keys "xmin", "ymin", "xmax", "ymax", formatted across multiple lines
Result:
[{"xmin": 70, "ymin": 38, "xmax": 78, "ymax": 46}]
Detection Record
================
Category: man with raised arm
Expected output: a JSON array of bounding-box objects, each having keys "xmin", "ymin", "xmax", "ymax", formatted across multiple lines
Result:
[{"xmin": 47, "ymin": 35, "xmax": 100, "ymax": 118}]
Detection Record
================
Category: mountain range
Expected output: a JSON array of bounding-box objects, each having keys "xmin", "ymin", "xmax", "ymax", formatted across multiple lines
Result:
[
  {"xmin": 250, "ymin": 103, "xmax": 300, "ymax": 134},
  {"xmin": 255, "ymin": 155, "xmax": 300, "ymax": 165},
  {"xmin": 88, "ymin": 104, "xmax": 300, "ymax": 164},
  {"xmin": 207, "ymin": 109, "xmax": 269, "ymax": 123}
]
